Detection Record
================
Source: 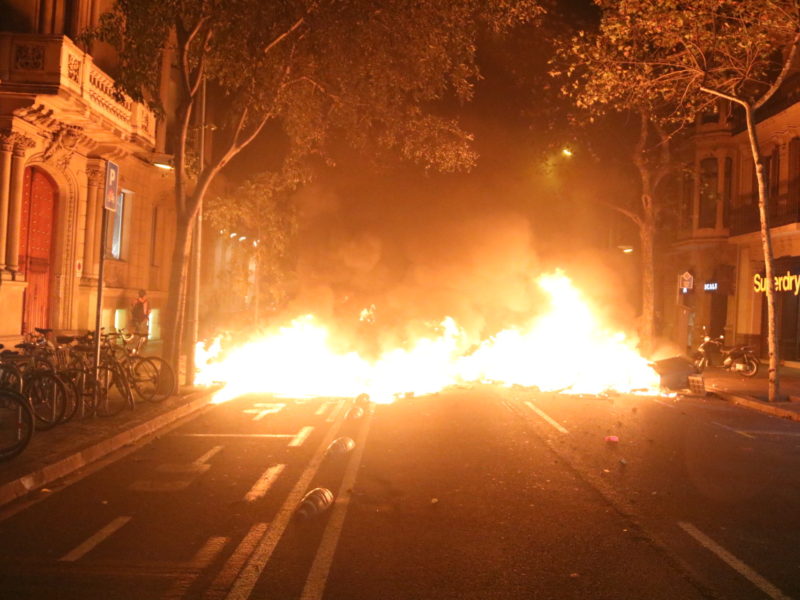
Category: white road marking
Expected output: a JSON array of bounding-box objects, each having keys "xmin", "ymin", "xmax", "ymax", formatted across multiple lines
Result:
[
  {"xmin": 162, "ymin": 536, "xmax": 228, "ymax": 600},
  {"xmin": 204, "ymin": 524, "xmax": 269, "ymax": 600},
  {"xmin": 177, "ymin": 433, "xmax": 294, "ymax": 439},
  {"xmin": 678, "ymin": 522, "xmax": 790, "ymax": 600},
  {"xmin": 524, "ymin": 401, "xmax": 569, "ymax": 434},
  {"xmin": 300, "ymin": 406, "xmax": 374, "ymax": 600},
  {"xmin": 652, "ymin": 398, "xmax": 676, "ymax": 409},
  {"xmin": 244, "ymin": 403, "xmax": 286, "ymax": 421},
  {"xmin": 156, "ymin": 463, "xmax": 211, "ymax": 475},
  {"xmin": 224, "ymin": 406, "xmax": 350, "ymax": 600},
  {"xmin": 244, "ymin": 464, "xmax": 286, "ymax": 502},
  {"xmin": 289, "ymin": 426, "xmax": 314, "ymax": 447},
  {"xmin": 59, "ymin": 516, "xmax": 132, "ymax": 561},
  {"xmin": 326, "ymin": 398, "xmax": 347, "ymax": 423},
  {"xmin": 744, "ymin": 430, "xmax": 800, "ymax": 437},
  {"xmin": 712, "ymin": 422, "xmax": 756, "ymax": 439},
  {"xmin": 194, "ymin": 445, "xmax": 224, "ymax": 465},
  {"xmin": 129, "ymin": 480, "xmax": 194, "ymax": 492},
  {"xmin": 315, "ymin": 401, "xmax": 333, "ymax": 417}
]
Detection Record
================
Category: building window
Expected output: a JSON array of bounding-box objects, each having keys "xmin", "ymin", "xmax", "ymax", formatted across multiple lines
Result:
[
  {"xmin": 698, "ymin": 157, "xmax": 718, "ymax": 228},
  {"xmin": 150, "ymin": 206, "xmax": 160, "ymax": 266},
  {"xmin": 105, "ymin": 191, "xmax": 127, "ymax": 260},
  {"xmin": 770, "ymin": 147, "xmax": 780, "ymax": 203},
  {"xmin": 789, "ymin": 138, "xmax": 800, "ymax": 205},
  {"xmin": 681, "ymin": 168, "xmax": 694, "ymax": 230},
  {"xmin": 723, "ymin": 157, "xmax": 732, "ymax": 228}
]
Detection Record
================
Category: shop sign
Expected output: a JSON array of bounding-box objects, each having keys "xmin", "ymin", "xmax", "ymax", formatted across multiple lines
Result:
[
  {"xmin": 704, "ymin": 282, "xmax": 718, "ymax": 291},
  {"xmin": 679, "ymin": 271, "xmax": 694, "ymax": 290},
  {"xmin": 753, "ymin": 271, "xmax": 800, "ymax": 295}
]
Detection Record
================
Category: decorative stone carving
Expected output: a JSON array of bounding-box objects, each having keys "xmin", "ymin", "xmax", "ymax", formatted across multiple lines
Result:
[
  {"xmin": 43, "ymin": 124, "xmax": 83, "ymax": 171},
  {"xmin": 86, "ymin": 167, "xmax": 104, "ymax": 187},
  {"xmin": 12, "ymin": 134, "xmax": 35, "ymax": 157},
  {"xmin": 68, "ymin": 55, "xmax": 82, "ymax": 83},
  {"xmin": 13, "ymin": 104, "xmax": 57, "ymax": 128},
  {"xmin": 0, "ymin": 130, "xmax": 15, "ymax": 152},
  {"xmin": 13, "ymin": 44, "xmax": 45, "ymax": 71}
]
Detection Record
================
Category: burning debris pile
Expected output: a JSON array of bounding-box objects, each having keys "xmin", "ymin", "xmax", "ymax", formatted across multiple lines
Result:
[{"xmin": 196, "ymin": 271, "xmax": 663, "ymax": 404}]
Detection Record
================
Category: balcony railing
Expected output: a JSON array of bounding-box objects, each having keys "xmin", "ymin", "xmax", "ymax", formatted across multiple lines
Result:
[
  {"xmin": 730, "ymin": 193, "xmax": 800, "ymax": 236},
  {"xmin": 0, "ymin": 33, "xmax": 156, "ymax": 148}
]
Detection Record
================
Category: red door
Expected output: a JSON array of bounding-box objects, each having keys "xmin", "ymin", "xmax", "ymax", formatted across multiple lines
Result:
[{"xmin": 19, "ymin": 167, "xmax": 58, "ymax": 334}]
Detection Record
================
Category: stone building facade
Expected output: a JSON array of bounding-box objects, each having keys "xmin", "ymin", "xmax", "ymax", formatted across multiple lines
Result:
[
  {"xmin": 0, "ymin": 2, "xmax": 176, "ymax": 345},
  {"xmin": 663, "ymin": 89, "xmax": 800, "ymax": 365}
]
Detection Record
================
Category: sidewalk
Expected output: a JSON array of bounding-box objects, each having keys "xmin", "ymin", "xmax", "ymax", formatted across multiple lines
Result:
[
  {"xmin": 0, "ymin": 385, "xmax": 217, "ymax": 508},
  {"xmin": 701, "ymin": 365, "xmax": 800, "ymax": 422}
]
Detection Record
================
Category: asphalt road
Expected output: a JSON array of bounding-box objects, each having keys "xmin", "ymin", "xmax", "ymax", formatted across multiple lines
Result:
[{"xmin": 0, "ymin": 386, "xmax": 798, "ymax": 599}]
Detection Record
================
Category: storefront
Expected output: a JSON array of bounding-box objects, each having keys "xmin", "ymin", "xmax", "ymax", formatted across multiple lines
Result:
[{"xmin": 757, "ymin": 256, "xmax": 800, "ymax": 361}]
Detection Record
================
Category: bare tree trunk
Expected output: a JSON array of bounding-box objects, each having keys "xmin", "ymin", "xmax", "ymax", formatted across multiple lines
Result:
[
  {"xmin": 744, "ymin": 103, "xmax": 780, "ymax": 401},
  {"xmin": 163, "ymin": 213, "xmax": 193, "ymax": 370},
  {"xmin": 639, "ymin": 195, "xmax": 656, "ymax": 357}
]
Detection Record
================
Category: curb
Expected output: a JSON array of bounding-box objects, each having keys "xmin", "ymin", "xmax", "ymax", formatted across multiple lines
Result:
[
  {"xmin": 708, "ymin": 387, "xmax": 800, "ymax": 422},
  {"xmin": 0, "ymin": 387, "xmax": 216, "ymax": 509}
]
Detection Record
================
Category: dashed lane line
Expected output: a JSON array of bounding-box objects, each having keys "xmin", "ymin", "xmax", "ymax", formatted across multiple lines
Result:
[
  {"xmin": 651, "ymin": 398, "xmax": 677, "ymax": 409},
  {"xmin": 194, "ymin": 445, "xmax": 224, "ymax": 465},
  {"xmin": 326, "ymin": 398, "xmax": 347, "ymax": 423},
  {"xmin": 59, "ymin": 516, "xmax": 133, "ymax": 562},
  {"xmin": 524, "ymin": 400, "xmax": 569, "ymax": 434},
  {"xmin": 289, "ymin": 426, "xmax": 314, "ymax": 447},
  {"xmin": 224, "ymin": 404, "xmax": 350, "ymax": 600},
  {"xmin": 203, "ymin": 524, "xmax": 269, "ymax": 600},
  {"xmin": 161, "ymin": 536, "xmax": 229, "ymax": 600},
  {"xmin": 712, "ymin": 422, "xmax": 756, "ymax": 439},
  {"xmin": 243, "ymin": 464, "xmax": 286, "ymax": 502},
  {"xmin": 678, "ymin": 522, "xmax": 791, "ymax": 600},
  {"xmin": 315, "ymin": 401, "xmax": 334, "ymax": 417},
  {"xmin": 299, "ymin": 405, "xmax": 375, "ymax": 600},
  {"xmin": 177, "ymin": 434, "xmax": 294, "ymax": 439}
]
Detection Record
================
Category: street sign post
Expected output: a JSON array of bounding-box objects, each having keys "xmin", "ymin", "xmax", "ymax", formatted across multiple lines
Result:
[{"xmin": 94, "ymin": 160, "xmax": 119, "ymax": 408}]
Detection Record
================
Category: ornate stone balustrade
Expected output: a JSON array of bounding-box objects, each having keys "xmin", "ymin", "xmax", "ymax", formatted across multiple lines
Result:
[{"xmin": 0, "ymin": 33, "xmax": 156, "ymax": 148}]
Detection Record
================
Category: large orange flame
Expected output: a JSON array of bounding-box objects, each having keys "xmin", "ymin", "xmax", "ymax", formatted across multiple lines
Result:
[{"xmin": 196, "ymin": 271, "xmax": 662, "ymax": 404}]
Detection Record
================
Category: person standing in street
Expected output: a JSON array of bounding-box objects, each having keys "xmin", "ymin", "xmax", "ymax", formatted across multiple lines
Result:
[{"xmin": 131, "ymin": 289, "xmax": 151, "ymax": 339}]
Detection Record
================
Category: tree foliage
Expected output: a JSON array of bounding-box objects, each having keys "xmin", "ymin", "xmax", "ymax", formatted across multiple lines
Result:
[
  {"xmin": 555, "ymin": 0, "xmax": 800, "ymax": 398},
  {"xmin": 84, "ymin": 0, "xmax": 543, "ymax": 367}
]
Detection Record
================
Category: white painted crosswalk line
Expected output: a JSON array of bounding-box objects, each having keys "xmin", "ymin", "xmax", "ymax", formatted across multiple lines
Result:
[
  {"xmin": 59, "ymin": 516, "xmax": 132, "ymax": 561},
  {"xmin": 289, "ymin": 426, "xmax": 314, "ymax": 447},
  {"xmin": 244, "ymin": 464, "xmax": 286, "ymax": 502}
]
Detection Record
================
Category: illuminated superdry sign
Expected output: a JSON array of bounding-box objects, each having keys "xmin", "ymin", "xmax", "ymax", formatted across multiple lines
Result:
[{"xmin": 753, "ymin": 271, "xmax": 800, "ymax": 295}]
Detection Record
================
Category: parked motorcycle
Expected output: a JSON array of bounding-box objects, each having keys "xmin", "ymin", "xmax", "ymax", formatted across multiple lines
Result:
[{"xmin": 693, "ymin": 334, "xmax": 759, "ymax": 377}]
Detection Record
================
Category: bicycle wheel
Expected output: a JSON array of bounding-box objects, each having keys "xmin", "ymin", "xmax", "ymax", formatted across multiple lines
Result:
[
  {"xmin": 130, "ymin": 357, "xmax": 159, "ymax": 402},
  {"xmin": 24, "ymin": 370, "xmax": 67, "ymax": 431},
  {"xmin": 94, "ymin": 365, "xmax": 129, "ymax": 417},
  {"xmin": 0, "ymin": 389, "xmax": 34, "ymax": 461},
  {"xmin": 0, "ymin": 362, "xmax": 23, "ymax": 394},
  {"xmin": 138, "ymin": 357, "xmax": 175, "ymax": 402},
  {"xmin": 57, "ymin": 368, "xmax": 83, "ymax": 423}
]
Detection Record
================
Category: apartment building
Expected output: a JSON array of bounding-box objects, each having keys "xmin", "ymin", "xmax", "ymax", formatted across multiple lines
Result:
[
  {"xmin": 663, "ymin": 87, "xmax": 800, "ymax": 364},
  {"xmin": 0, "ymin": 0, "xmax": 177, "ymax": 344}
]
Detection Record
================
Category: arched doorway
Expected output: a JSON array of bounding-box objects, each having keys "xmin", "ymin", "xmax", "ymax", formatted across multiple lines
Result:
[{"xmin": 19, "ymin": 167, "xmax": 58, "ymax": 334}]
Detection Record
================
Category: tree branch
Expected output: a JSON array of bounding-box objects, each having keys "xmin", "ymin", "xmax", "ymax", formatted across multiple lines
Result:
[{"xmin": 753, "ymin": 31, "xmax": 800, "ymax": 110}]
